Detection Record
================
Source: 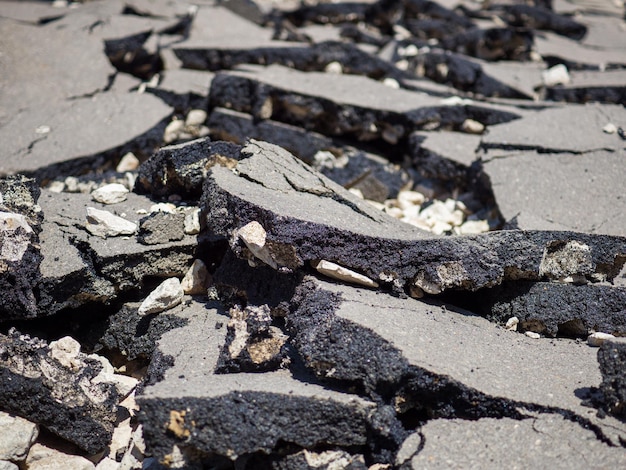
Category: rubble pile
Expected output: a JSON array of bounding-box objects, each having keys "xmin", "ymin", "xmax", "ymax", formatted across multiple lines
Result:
[{"xmin": 0, "ymin": 0, "xmax": 625, "ymax": 469}]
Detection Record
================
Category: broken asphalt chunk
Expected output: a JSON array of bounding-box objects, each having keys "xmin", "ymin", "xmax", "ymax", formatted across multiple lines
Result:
[
  {"xmin": 0, "ymin": 330, "xmax": 118, "ymax": 454},
  {"xmin": 288, "ymin": 276, "xmax": 626, "ymax": 445},
  {"xmin": 209, "ymin": 64, "xmax": 520, "ymax": 142},
  {"xmin": 598, "ymin": 337, "xmax": 626, "ymax": 420},
  {"xmin": 202, "ymin": 140, "xmax": 626, "ymax": 295},
  {"xmin": 135, "ymin": 137, "xmax": 241, "ymax": 200},
  {"xmin": 137, "ymin": 299, "xmax": 391, "ymax": 466}
]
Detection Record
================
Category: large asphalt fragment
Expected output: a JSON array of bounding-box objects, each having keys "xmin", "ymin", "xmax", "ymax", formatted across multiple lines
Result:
[
  {"xmin": 288, "ymin": 276, "xmax": 626, "ymax": 446},
  {"xmin": 202, "ymin": 140, "xmax": 626, "ymax": 296},
  {"xmin": 137, "ymin": 300, "xmax": 395, "ymax": 466},
  {"xmin": 0, "ymin": 330, "xmax": 118, "ymax": 454},
  {"xmin": 598, "ymin": 337, "xmax": 626, "ymax": 419},
  {"xmin": 209, "ymin": 64, "xmax": 521, "ymax": 143}
]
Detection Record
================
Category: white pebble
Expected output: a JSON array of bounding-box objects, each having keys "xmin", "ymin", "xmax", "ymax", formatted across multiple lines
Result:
[
  {"xmin": 163, "ymin": 119, "xmax": 184, "ymax": 144},
  {"xmin": 91, "ymin": 183, "xmax": 129, "ymax": 205},
  {"xmin": 85, "ymin": 207, "xmax": 137, "ymax": 238},
  {"xmin": 542, "ymin": 64, "xmax": 570, "ymax": 86},
  {"xmin": 116, "ymin": 152, "xmax": 140, "ymax": 172},
  {"xmin": 181, "ymin": 259, "xmax": 211, "ymax": 295},
  {"xmin": 383, "ymin": 77, "xmax": 400, "ymax": 89},
  {"xmin": 185, "ymin": 109, "xmax": 207, "ymax": 127},
  {"xmin": 525, "ymin": 331, "xmax": 541, "ymax": 339},
  {"xmin": 602, "ymin": 123, "xmax": 617, "ymax": 134},
  {"xmin": 237, "ymin": 221, "xmax": 277, "ymax": 268},
  {"xmin": 313, "ymin": 259, "xmax": 379, "ymax": 288},
  {"xmin": 184, "ymin": 208, "xmax": 201, "ymax": 235},
  {"xmin": 397, "ymin": 190, "xmax": 425, "ymax": 209},
  {"xmin": 505, "ymin": 317, "xmax": 519, "ymax": 331},
  {"xmin": 461, "ymin": 119, "xmax": 485, "ymax": 135},
  {"xmin": 325, "ymin": 61, "xmax": 343, "ymax": 74},
  {"xmin": 138, "ymin": 278, "xmax": 184, "ymax": 316},
  {"xmin": 150, "ymin": 202, "xmax": 177, "ymax": 214},
  {"xmin": 587, "ymin": 332, "xmax": 616, "ymax": 347},
  {"xmin": 47, "ymin": 181, "xmax": 65, "ymax": 193}
]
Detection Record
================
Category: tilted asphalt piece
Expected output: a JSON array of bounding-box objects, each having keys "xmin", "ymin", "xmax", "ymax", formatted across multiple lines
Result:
[
  {"xmin": 481, "ymin": 148, "xmax": 626, "ymax": 236},
  {"xmin": 208, "ymin": 64, "xmax": 521, "ymax": 143},
  {"xmin": 598, "ymin": 337, "xmax": 626, "ymax": 419},
  {"xmin": 34, "ymin": 189, "xmax": 196, "ymax": 317},
  {"xmin": 135, "ymin": 137, "xmax": 242, "ymax": 200},
  {"xmin": 137, "ymin": 300, "xmax": 399, "ymax": 466},
  {"xmin": 0, "ymin": 329, "xmax": 118, "ymax": 454},
  {"xmin": 288, "ymin": 276, "xmax": 626, "ymax": 446},
  {"xmin": 447, "ymin": 282, "xmax": 626, "ymax": 337},
  {"xmin": 202, "ymin": 140, "xmax": 626, "ymax": 296}
]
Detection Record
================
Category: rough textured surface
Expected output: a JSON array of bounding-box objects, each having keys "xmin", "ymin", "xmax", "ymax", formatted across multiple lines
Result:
[
  {"xmin": 0, "ymin": 330, "xmax": 118, "ymax": 453},
  {"xmin": 288, "ymin": 277, "xmax": 626, "ymax": 445},
  {"xmin": 202, "ymin": 140, "xmax": 626, "ymax": 295},
  {"xmin": 136, "ymin": 300, "xmax": 395, "ymax": 466},
  {"xmin": 448, "ymin": 282, "xmax": 626, "ymax": 337},
  {"xmin": 407, "ymin": 414, "xmax": 626, "ymax": 469},
  {"xmin": 482, "ymin": 149, "xmax": 626, "ymax": 236},
  {"xmin": 598, "ymin": 337, "xmax": 626, "ymax": 419}
]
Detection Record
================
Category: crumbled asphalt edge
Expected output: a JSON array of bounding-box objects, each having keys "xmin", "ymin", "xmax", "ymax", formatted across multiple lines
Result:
[
  {"xmin": 286, "ymin": 278, "xmax": 622, "ymax": 448},
  {"xmin": 444, "ymin": 282, "xmax": 626, "ymax": 337},
  {"xmin": 0, "ymin": 329, "xmax": 118, "ymax": 454}
]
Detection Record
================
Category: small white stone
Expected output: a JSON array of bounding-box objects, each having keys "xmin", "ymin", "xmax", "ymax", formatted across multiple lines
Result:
[
  {"xmin": 116, "ymin": 152, "xmax": 140, "ymax": 172},
  {"xmin": 138, "ymin": 278, "xmax": 184, "ymax": 316},
  {"xmin": 525, "ymin": 331, "xmax": 541, "ymax": 339},
  {"xmin": 587, "ymin": 332, "xmax": 616, "ymax": 347},
  {"xmin": 461, "ymin": 119, "xmax": 485, "ymax": 134},
  {"xmin": 107, "ymin": 417, "xmax": 133, "ymax": 462},
  {"xmin": 64, "ymin": 176, "xmax": 80, "ymax": 192},
  {"xmin": 0, "ymin": 461, "xmax": 19, "ymax": 470},
  {"xmin": 89, "ymin": 354, "xmax": 139, "ymax": 398},
  {"xmin": 602, "ymin": 123, "xmax": 617, "ymax": 134},
  {"xmin": 384, "ymin": 206, "xmax": 404, "ymax": 219},
  {"xmin": 430, "ymin": 220, "xmax": 453, "ymax": 235},
  {"xmin": 35, "ymin": 125, "xmax": 50, "ymax": 134},
  {"xmin": 149, "ymin": 202, "xmax": 177, "ymax": 214},
  {"xmin": 313, "ymin": 260, "xmax": 379, "ymax": 288},
  {"xmin": 0, "ymin": 411, "xmax": 38, "ymax": 461},
  {"xmin": 324, "ymin": 61, "xmax": 343, "ymax": 74},
  {"xmin": 397, "ymin": 190, "xmax": 425, "ymax": 209},
  {"xmin": 0, "ymin": 212, "xmax": 34, "ymax": 263},
  {"xmin": 85, "ymin": 207, "xmax": 137, "ymax": 238},
  {"xmin": 400, "ymin": 44, "xmax": 418, "ymax": 57},
  {"xmin": 459, "ymin": 219, "xmax": 489, "ymax": 234},
  {"xmin": 163, "ymin": 119, "xmax": 184, "ymax": 144},
  {"xmin": 185, "ymin": 109, "xmax": 207, "ymax": 127},
  {"xmin": 49, "ymin": 336, "xmax": 82, "ymax": 371},
  {"xmin": 383, "ymin": 77, "xmax": 400, "ymax": 89},
  {"xmin": 181, "ymin": 259, "xmax": 211, "ymax": 295},
  {"xmin": 348, "ymin": 188, "xmax": 364, "ymax": 199},
  {"xmin": 91, "ymin": 183, "xmax": 129, "ymax": 205},
  {"xmin": 47, "ymin": 181, "xmax": 65, "ymax": 193},
  {"xmin": 26, "ymin": 444, "xmax": 95, "ymax": 470},
  {"xmin": 184, "ymin": 208, "xmax": 201, "ymax": 235},
  {"xmin": 505, "ymin": 316, "xmax": 519, "ymax": 331},
  {"xmin": 542, "ymin": 64, "xmax": 570, "ymax": 86},
  {"xmin": 395, "ymin": 59, "xmax": 409, "ymax": 71},
  {"xmin": 237, "ymin": 221, "xmax": 277, "ymax": 269}
]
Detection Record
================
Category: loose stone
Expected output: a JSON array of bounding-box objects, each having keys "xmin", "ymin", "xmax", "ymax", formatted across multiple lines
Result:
[
  {"xmin": 85, "ymin": 207, "xmax": 137, "ymax": 238},
  {"xmin": 181, "ymin": 259, "xmax": 211, "ymax": 295},
  {"xmin": 505, "ymin": 317, "xmax": 519, "ymax": 331},
  {"xmin": 313, "ymin": 259, "xmax": 379, "ymax": 288},
  {"xmin": 0, "ymin": 412, "xmax": 38, "ymax": 462},
  {"xmin": 185, "ymin": 109, "xmax": 207, "ymax": 127},
  {"xmin": 91, "ymin": 183, "xmax": 129, "ymax": 205},
  {"xmin": 542, "ymin": 64, "xmax": 570, "ymax": 86},
  {"xmin": 461, "ymin": 119, "xmax": 485, "ymax": 135},
  {"xmin": 184, "ymin": 208, "xmax": 201, "ymax": 235},
  {"xmin": 237, "ymin": 221, "xmax": 277, "ymax": 269},
  {"xmin": 525, "ymin": 331, "xmax": 541, "ymax": 339},
  {"xmin": 26, "ymin": 443, "xmax": 95, "ymax": 470},
  {"xmin": 588, "ymin": 332, "xmax": 616, "ymax": 347},
  {"xmin": 116, "ymin": 152, "xmax": 140, "ymax": 172},
  {"xmin": 138, "ymin": 277, "xmax": 184, "ymax": 316}
]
